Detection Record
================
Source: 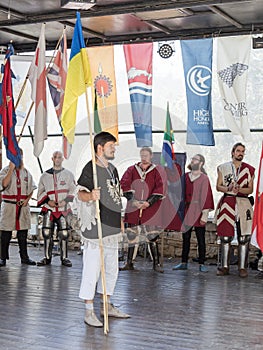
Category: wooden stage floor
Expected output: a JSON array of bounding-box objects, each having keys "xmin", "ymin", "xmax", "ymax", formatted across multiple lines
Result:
[{"xmin": 0, "ymin": 244, "xmax": 263, "ymax": 350}]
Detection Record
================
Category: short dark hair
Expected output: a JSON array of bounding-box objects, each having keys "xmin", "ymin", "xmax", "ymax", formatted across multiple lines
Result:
[
  {"xmin": 231, "ymin": 142, "xmax": 245, "ymax": 157},
  {"xmin": 93, "ymin": 132, "xmax": 116, "ymax": 152}
]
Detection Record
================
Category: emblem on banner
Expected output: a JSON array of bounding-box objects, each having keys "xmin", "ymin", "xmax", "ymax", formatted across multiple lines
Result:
[
  {"xmin": 127, "ymin": 67, "xmax": 152, "ymax": 81},
  {"xmin": 186, "ymin": 65, "xmax": 211, "ymax": 96},
  {"xmin": 223, "ymin": 98, "xmax": 248, "ymax": 119},
  {"xmin": 94, "ymin": 63, "xmax": 113, "ymax": 98},
  {"xmin": 218, "ymin": 62, "xmax": 248, "ymax": 88},
  {"xmin": 157, "ymin": 42, "xmax": 175, "ymax": 59},
  {"xmin": 94, "ymin": 75, "xmax": 113, "ymax": 98}
]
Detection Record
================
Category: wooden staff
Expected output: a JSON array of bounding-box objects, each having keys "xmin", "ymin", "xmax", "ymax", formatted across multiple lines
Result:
[
  {"xmin": 46, "ymin": 31, "xmax": 63, "ymax": 72},
  {"xmin": 16, "ymin": 101, "xmax": 34, "ymax": 144},
  {"xmin": 14, "ymin": 74, "xmax": 29, "ymax": 110},
  {"xmin": 85, "ymin": 86, "xmax": 109, "ymax": 334}
]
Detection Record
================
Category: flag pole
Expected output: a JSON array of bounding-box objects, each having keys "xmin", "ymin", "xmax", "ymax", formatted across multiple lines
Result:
[
  {"xmin": 61, "ymin": 12, "xmax": 108, "ymax": 333},
  {"xmin": 16, "ymin": 32, "xmax": 62, "ymax": 111},
  {"xmin": 16, "ymin": 101, "xmax": 34, "ymax": 143},
  {"xmin": 46, "ymin": 32, "xmax": 64, "ymax": 72},
  {"xmin": 14, "ymin": 75, "xmax": 29, "ymax": 110},
  {"xmin": 85, "ymin": 86, "xmax": 109, "ymax": 334}
]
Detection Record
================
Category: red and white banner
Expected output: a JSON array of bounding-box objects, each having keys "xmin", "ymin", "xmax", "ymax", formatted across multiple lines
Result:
[
  {"xmin": 28, "ymin": 23, "xmax": 47, "ymax": 157},
  {"xmin": 123, "ymin": 43, "xmax": 153, "ymax": 147},
  {"xmin": 251, "ymin": 143, "xmax": 263, "ymax": 250}
]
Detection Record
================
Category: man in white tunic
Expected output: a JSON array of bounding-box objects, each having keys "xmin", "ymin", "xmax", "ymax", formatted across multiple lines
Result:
[
  {"xmin": 0, "ymin": 149, "xmax": 37, "ymax": 267},
  {"xmin": 37, "ymin": 151, "xmax": 75, "ymax": 267}
]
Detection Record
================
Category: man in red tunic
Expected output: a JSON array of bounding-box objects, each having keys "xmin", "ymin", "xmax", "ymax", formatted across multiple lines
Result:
[
  {"xmin": 173, "ymin": 154, "xmax": 214, "ymax": 272},
  {"xmin": 215, "ymin": 142, "xmax": 255, "ymax": 278},
  {"xmin": 120, "ymin": 147, "xmax": 166, "ymax": 272}
]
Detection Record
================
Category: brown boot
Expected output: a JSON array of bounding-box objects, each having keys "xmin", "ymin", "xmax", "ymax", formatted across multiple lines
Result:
[
  {"xmin": 154, "ymin": 264, "xmax": 164, "ymax": 273},
  {"xmin": 239, "ymin": 268, "xmax": 248, "ymax": 278},
  {"xmin": 119, "ymin": 246, "xmax": 135, "ymax": 271},
  {"xmin": 119, "ymin": 262, "xmax": 134, "ymax": 271},
  {"xmin": 217, "ymin": 267, "xmax": 230, "ymax": 276}
]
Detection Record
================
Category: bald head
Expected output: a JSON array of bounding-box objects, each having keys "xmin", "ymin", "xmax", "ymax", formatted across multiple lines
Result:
[{"xmin": 52, "ymin": 151, "xmax": 64, "ymax": 169}]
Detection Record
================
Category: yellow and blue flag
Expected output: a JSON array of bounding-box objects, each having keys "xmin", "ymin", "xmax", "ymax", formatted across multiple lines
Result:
[{"xmin": 61, "ymin": 12, "xmax": 92, "ymax": 144}]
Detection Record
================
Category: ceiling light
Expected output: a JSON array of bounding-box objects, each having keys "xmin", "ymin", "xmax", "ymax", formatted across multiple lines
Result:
[
  {"xmin": 253, "ymin": 37, "xmax": 263, "ymax": 49},
  {"xmin": 61, "ymin": 0, "xmax": 96, "ymax": 10},
  {"xmin": 135, "ymin": 9, "xmax": 192, "ymax": 21}
]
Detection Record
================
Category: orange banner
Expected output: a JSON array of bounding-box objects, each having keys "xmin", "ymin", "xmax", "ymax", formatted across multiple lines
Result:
[{"xmin": 87, "ymin": 46, "xmax": 118, "ymax": 141}]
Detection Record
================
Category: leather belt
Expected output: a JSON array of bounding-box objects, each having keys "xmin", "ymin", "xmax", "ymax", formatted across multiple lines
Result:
[
  {"xmin": 2, "ymin": 199, "xmax": 24, "ymax": 219},
  {"xmin": 3, "ymin": 199, "xmax": 25, "ymax": 206}
]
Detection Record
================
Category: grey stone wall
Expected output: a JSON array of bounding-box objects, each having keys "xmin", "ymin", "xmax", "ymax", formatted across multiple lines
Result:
[
  {"xmin": 27, "ymin": 211, "xmax": 258, "ymax": 261},
  {"xmin": 160, "ymin": 221, "xmax": 218, "ymax": 259},
  {"xmin": 158, "ymin": 221, "xmax": 258, "ymax": 261}
]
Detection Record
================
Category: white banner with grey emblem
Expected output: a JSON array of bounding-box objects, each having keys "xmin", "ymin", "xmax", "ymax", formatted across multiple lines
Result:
[{"xmin": 217, "ymin": 35, "xmax": 251, "ymax": 141}]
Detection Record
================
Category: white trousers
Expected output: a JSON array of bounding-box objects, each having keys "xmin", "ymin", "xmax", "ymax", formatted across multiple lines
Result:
[{"xmin": 79, "ymin": 239, "xmax": 119, "ymax": 301}]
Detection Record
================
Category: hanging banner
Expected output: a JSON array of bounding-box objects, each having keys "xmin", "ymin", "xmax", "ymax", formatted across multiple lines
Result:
[
  {"xmin": 87, "ymin": 46, "xmax": 118, "ymax": 140},
  {"xmin": 123, "ymin": 43, "xmax": 153, "ymax": 147},
  {"xmin": 181, "ymin": 38, "xmax": 215, "ymax": 146},
  {"xmin": 28, "ymin": 23, "xmax": 47, "ymax": 157},
  {"xmin": 217, "ymin": 35, "xmax": 251, "ymax": 141}
]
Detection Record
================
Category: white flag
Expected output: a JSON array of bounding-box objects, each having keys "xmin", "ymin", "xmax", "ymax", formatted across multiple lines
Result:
[
  {"xmin": 217, "ymin": 35, "xmax": 251, "ymax": 141},
  {"xmin": 28, "ymin": 23, "xmax": 47, "ymax": 157}
]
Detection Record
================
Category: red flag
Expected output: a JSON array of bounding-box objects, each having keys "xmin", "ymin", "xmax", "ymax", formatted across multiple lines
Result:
[
  {"xmin": 123, "ymin": 43, "xmax": 153, "ymax": 147},
  {"xmin": 46, "ymin": 29, "xmax": 71, "ymax": 158},
  {"xmin": 28, "ymin": 23, "xmax": 47, "ymax": 157},
  {"xmin": 0, "ymin": 44, "xmax": 22, "ymax": 167},
  {"xmin": 251, "ymin": 143, "xmax": 263, "ymax": 251}
]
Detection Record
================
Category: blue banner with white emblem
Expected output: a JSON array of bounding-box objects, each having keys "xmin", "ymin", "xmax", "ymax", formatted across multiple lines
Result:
[{"xmin": 181, "ymin": 38, "xmax": 215, "ymax": 146}]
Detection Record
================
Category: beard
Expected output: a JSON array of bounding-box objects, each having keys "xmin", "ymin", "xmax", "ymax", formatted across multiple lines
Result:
[
  {"xmin": 104, "ymin": 153, "xmax": 115, "ymax": 160},
  {"xmin": 234, "ymin": 155, "xmax": 243, "ymax": 162},
  {"xmin": 189, "ymin": 163, "xmax": 200, "ymax": 171}
]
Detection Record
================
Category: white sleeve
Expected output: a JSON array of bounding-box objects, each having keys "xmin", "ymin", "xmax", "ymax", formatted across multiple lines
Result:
[{"xmin": 72, "ymin": 185, "xmax": 96, "ymax": 231}]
